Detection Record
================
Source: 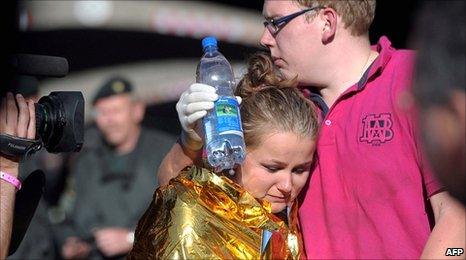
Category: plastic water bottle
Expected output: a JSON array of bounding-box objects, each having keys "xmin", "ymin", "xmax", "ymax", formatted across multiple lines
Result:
[{"xmin": 196, "ymin": 36, "xmax": 246, "ymax": 172}]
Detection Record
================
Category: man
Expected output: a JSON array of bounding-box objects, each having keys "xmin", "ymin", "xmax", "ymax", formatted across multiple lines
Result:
[
  {"xmin": 259, "ymin": 1, "xmax": 464, "ymax": 258},
  {"xmin": 162, "ymin": 0, "xmax": 465, "ymax": 259},
  {"xmin": 61, "ymin": 76, "xmax": 175, "ymax": 259},
  {"xmin": 412, "ymin": 1, "xmax": 465, "ymax": 206},
  {"xmin": 1, "ymin": 77, "xmax": 65, "ymax": 259}
]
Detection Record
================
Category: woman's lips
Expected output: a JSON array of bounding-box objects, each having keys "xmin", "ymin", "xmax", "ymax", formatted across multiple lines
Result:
[{"xmin": 267, "ymin": 194, "xmax": 288, "ymax": 202}]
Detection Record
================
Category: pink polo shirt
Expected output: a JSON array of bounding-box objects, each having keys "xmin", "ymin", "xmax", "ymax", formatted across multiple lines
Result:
[{"xmin": 299, "ymin": 36, "xmax": 443, "ymax": 259}]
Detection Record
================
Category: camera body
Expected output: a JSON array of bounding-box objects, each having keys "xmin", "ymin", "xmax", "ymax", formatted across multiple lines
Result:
[{"xmin": 36, "ymin": 91, "xmax": 84, "ymax": 153}]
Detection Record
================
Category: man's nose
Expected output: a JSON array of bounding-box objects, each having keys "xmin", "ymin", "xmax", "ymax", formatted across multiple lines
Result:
[
  {"xmin": 98, "ymin": 113, "xmax": 113, "ymax": 125},
  {"xmin": 259, "ymin": 27, "xmax": 274, "ymax": 49}
]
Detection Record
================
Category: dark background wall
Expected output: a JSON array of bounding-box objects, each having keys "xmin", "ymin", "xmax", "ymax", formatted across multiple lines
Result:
[
  {"xmin": 11, "ymin": 1, "xmax": 422, "ymax": 73},
  {"xmin": 2, "ymin": 0, "xmax": 423, "ymax": 135}
]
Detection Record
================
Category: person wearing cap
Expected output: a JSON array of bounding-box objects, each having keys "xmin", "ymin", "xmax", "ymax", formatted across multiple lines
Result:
[{"xmin": 60, "ymin": 76, "xmax": 175, "ymax": 259}]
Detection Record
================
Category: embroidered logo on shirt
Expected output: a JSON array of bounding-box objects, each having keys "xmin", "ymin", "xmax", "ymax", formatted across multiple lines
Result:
[{"xmin": 359, "ymin": 113, "xmax": 394, "ymax": 145}]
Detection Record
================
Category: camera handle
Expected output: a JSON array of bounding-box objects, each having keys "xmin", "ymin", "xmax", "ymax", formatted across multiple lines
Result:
[{"xmin": 0, "ymin": 134, "xmax": 42, "ymax": 158}]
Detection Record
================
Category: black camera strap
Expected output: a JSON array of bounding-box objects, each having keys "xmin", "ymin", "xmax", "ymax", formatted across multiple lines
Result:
[{"xmin": 0, "ymin": 133, "xmax": 42, "ymax": 158}]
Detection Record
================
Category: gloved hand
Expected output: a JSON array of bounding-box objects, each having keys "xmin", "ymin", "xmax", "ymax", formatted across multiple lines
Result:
[
  {"xmin": 176, "ymin": 83, "xmax": 242, "ymax": 151},
  {"xmin": 176, "ymin": 83, "xmax": 217, "ymax": 151}
]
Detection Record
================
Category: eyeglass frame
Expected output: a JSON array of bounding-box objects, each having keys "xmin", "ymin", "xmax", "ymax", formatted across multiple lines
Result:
[{"xmin": 263, "ymin": 6, "xmax": 325, "ymax": 35}]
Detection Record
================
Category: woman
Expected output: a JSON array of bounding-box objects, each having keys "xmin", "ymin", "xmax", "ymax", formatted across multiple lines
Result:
[{"xmin": 128, "ymin": 53, "xmax": 318, "ymax": 259}]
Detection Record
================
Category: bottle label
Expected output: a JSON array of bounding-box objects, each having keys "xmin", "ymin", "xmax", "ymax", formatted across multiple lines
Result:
[{"xmin": 215, "ymin": 97, "xmax": 243, "ymax": 136}]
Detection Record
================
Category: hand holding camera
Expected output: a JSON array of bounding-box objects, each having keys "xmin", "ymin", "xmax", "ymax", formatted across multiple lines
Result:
[
  {"xmin": 0, "ymin": 90, "xmax": 84, "ymax": 159},
  {"xmin": 1, "ymin": 54, "xmax": 85, "ymax": 257},
  {"xmin": 0, "ymin": 92, "xmax": 36, "ymax": 170},
  {"xmin": 2, "ymin": 54, "xmax": 84, "ymax": 160}
]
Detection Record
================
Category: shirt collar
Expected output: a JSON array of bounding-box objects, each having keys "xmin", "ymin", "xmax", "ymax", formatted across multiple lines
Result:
[{"xmin": 357, "ymin": 35, "xmax": 395, "ymax": 89}]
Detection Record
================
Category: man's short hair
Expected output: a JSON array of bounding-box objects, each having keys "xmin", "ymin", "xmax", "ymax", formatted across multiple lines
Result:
[{"xmin": 296, "ymin": 0, "xmax": 376, "ymax": 36}]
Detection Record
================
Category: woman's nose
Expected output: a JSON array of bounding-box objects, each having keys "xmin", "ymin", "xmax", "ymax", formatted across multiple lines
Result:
[{"xmin": 276, "ymin": 172, "xmax": 292, "ymax": 195}]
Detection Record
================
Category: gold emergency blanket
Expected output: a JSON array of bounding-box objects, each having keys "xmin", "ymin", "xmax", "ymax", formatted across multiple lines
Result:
[{"xmin": 128, "ymin": 166, "xmax": 304, "ymax": 259}]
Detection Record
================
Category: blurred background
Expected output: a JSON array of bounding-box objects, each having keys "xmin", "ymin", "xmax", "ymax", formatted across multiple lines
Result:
[
  {"xmin": 4, "ymin": 0, "xmax": 421, "ymax": 136},
  {"xmin": 2, "ymin": 1, "xmax": 436, "ymax": 259}
]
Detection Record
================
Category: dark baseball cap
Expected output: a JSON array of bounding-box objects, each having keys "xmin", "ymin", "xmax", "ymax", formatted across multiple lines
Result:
[{"xmin": 92, "ymin": 76, "xmax": 133, "ymax": 105}]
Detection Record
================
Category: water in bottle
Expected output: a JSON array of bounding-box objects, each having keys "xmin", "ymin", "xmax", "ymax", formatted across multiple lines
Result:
[{"xmin": 196, "ymin": 36, "xmax": 246, "ymax": 172}]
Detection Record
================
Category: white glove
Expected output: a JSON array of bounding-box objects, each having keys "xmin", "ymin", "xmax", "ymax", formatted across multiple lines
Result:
[
  {"xmin": 176, "ymin": 83, "xmax": 217, "ymax": 151},
  {"xmin": 176, "ymin": 83, "xmax": 243, "ymax": 151}
]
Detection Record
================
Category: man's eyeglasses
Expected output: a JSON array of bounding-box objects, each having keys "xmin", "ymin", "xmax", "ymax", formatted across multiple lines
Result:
[{"xmin": 263, "ymin": 6, "xmax": 325, "ymax": 35}]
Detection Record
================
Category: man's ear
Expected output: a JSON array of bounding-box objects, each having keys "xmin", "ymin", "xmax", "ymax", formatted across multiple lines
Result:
[
  {"xmin": 320, "ymin": 7, "xmax": 337, "ymax": 44},
  {"xmin": 133, "ymin": 101, "xmax": 146, "ymax": 124}
]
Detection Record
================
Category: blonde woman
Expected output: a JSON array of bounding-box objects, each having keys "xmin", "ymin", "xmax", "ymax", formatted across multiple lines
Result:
[{"xmin": 128, "ymin": 53, "xmax": 318, "ymax": 259}]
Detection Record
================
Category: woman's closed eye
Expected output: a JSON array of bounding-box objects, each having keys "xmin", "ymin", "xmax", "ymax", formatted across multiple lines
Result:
[
  {"xmin": 292, "ymin": 163, "xmax": 312, "ymax": 175},
  {"xmin": 292, "ymin": 167, "xmax": 308, "ymax": 174},
  {"xmin": 262, "ymin": 164, "xmax": 282, "ymax": 173}
]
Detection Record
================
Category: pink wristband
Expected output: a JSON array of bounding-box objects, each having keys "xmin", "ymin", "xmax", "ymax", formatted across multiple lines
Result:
[{"xmin": 0, "ymin": 171, "xmax": 22, "ymax": 190}]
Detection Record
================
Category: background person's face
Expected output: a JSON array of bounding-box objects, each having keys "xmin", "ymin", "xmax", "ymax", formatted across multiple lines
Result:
[
  {"xmin": 94, "ymin": 94, "xmax": 141, "ymax": 146},
  {"xmin": 236, "ymin": 131, "xmax": 315, "ymax": 213},
  {"xmin": 420, "ymin": 99, "xmax": 466, "ymax": 204}
]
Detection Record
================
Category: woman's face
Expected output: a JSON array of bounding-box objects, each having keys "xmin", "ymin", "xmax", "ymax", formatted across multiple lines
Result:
[{"xmin": 236, "ymin": 131, "xmax": 316, "ymax": 213}]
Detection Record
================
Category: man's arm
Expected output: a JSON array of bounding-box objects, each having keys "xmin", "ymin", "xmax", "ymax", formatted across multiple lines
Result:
[
  {"xmin": 157, "ymin": 140, "xmax": 201, "ymax": 187},
  {"xmin": 157, "ymin": 83, "xmax": 224, "ymax": 186},
  {"xmin": 421, "ymin": 191, "xmax": 466, "ymax": 258}
]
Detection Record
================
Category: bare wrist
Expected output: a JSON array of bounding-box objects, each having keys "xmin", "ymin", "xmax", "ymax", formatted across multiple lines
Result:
[
  {"xmin": 0, "ymin": 158, "xmax": 19, "ymax": 177},
  {"xmin": 177, "ymin": 138, "xmax": 201, "ymax": 161},
  {"xmin": 180, "ymin": 131, "xmax": 203, "ymax": 152}
]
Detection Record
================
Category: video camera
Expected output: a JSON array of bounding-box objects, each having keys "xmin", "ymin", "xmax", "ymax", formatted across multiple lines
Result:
[
  {"xmin": 1, "ymin": 54, "xmax": 84, "ymax": 156},
  {"xmin": 1, "ymin": 53, "xmax": 85, "ymax": 256}
]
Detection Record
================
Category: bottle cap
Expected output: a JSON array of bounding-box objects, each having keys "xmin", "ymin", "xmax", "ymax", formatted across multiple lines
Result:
[{"xmin": 202, "ymin": 36, "xmax": 218, "ymax": 49}]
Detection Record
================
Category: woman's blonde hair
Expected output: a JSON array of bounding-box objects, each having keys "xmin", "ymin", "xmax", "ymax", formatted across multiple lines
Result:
[
  {"xmin": 296, "ymin": 0, "xmax": 376, "ymax": 36},
  {"xmin": 235, "ymin": 52, "xmax": 318, "ymax": 149}
]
